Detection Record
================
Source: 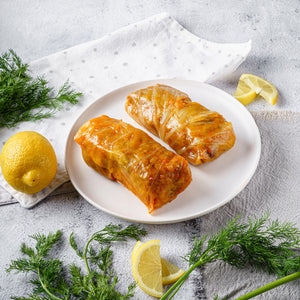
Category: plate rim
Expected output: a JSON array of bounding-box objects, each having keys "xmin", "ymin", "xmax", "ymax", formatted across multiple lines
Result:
[{"xmin": 65, "ymin": 78, "xmax": 261, "ymax": 224}]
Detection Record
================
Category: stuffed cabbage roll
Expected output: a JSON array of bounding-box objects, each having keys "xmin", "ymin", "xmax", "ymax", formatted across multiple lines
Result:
[
  {"xmin": 74, "ymin": 115, "xmax": 192, "ymax": 213},
  {"xmin": 125, "ymin": 84, "xmax": 236, "ymax": 165}
]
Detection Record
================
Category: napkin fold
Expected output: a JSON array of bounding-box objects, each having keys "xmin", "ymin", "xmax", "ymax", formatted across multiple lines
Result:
[{"xmin": 0, "ymin": 12, "xmax": 251, "ymax": 208}]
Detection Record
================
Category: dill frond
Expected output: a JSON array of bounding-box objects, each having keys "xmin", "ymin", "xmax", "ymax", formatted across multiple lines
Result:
[
  {"xmin": 0, "ymin": 49, "xmax": 82, "ymax": 128},
  {"xmin": 161, "ymin": 213, "xmax": 300, "ymax": 300},
  {"xmin": 7, "ymin": 224, "xmax": 147, "ymax": 300}
]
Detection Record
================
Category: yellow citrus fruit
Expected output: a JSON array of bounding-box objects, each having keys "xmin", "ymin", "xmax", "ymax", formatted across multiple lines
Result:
[
  {"xmin": 233, "ymin": 79, "xmax": 257, "ymax": 105},
  {"xmin": 131, "ymin": 240, "xmax": 163, "ymax": 298},
  {"xmin": 131, "ymin": 240, "xmax": 185, "ymax": 295},
  {"xmin": 0, "ymin": 131, "xmax": 57, "ymax": 194},
  {"xmin": 234, "ymin": 74, "xmax": 278, "ymax": 105},
  {"xmin": 161, "ymin": 258, "xmax": 185, "ymax": 285},
  {"xmin": 131, "ymin": 240, "xmax": 143, "ymax": 265}
]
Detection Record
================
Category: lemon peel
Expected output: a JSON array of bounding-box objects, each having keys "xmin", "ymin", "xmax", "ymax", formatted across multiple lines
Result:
[{"xmin": 0, "ymin": 131, "xmax": 57, "ymax": 194}]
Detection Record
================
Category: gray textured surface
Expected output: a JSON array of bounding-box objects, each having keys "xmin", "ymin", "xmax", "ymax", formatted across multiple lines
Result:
[
  {"xmin": 1, "ymin": 1, "xmax": 300, "ymax": 299},
  {"xmin": 201, "ymin": 111, "xmax": 300, "ymax": 299},
  {"xmin": 1, "ymin": 0, "xmax": 300, "ymax": 111}
]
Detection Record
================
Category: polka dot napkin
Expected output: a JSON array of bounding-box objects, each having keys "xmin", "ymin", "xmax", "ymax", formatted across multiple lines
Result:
[{"xmin": 0, "ymin": 12, "xmax": 251, "ymax": 208}]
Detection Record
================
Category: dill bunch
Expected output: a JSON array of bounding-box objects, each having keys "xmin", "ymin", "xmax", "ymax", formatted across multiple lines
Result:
[
  {"xmin": 0, "ymin": 49, "xmax": 82, "ymax": 128},
  {"xmin": 6, "ymin": 215, "xmax": 299, "ymax": 300},
  {"xmin": 161, "ymin": 213, "xmax": 300, "ymax": 299},
  {"xmin": 6, "ymin": 224, "xmax": 147, "ymax": 300},
  {"xmin": 186, "ymin": 213, "xmax": 300, "ymax": 276}
]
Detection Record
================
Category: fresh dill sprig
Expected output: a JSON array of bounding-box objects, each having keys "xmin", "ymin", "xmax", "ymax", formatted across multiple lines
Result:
[
  {"xmin": 7, "ymin": 224, "xmax": 147, "ymax": 300},
  {"xmin": 161, "ymin": 213, "xmax": 300, "ymax": 300},
  {"xmin": 186, "ymin": 213, "xmax": 300, "ymax": 275},
  {"xmin": 0, "ymin": 49, "xmax": 82, "ymax": 128},
  {"xmin": 7, "ymin": 230, "xmax": 68, "ymax": 300},
  {"xmin": 69, "ymin": 224, "xmax": 147, "ymax": 299}
]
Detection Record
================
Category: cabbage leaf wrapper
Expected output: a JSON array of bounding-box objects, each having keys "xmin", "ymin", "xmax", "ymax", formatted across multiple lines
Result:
[
  {"xmin": 74, "ymin": 115, "xmax": 192, "ymax": 213},
  {"xmin": 126, "ymin": 84, "xmax": 236, "ymax": 165}
]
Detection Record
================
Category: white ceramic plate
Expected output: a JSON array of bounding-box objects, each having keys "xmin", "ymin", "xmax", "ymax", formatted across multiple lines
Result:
[{"xmin": 65, "ymin": 79, "xmax": 261, "ymax": 224}]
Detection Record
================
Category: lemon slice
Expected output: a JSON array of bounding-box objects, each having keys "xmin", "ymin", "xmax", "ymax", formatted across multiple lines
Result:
[
  {"xmin": 161, "ymin": 258, "xmax": 185, "ymax": 285},
  {"xmin": 132, "ymin": 240, "xmax": 163, "ymax": 298},
  {"xmin": 131, "ymin": 240, "xmax": 142, "ymax": 265},
  {"xmin": 234, "ymin": 74, "xmax": 278, "ymax": 105},
  {"xmin": 131, "ymin": 241, "xmax": 186, "ymax": 292}
]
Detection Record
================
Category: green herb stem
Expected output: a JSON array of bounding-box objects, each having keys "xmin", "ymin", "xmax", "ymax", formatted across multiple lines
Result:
[
  {"xmin": 160, "ymin": 258, "xmax": 204, "ymax": 300},
  {"xmin": 236, "ymin": 271, "xmax": 300, "ymax": 300},
  {"xmin": 167, "ymin": 280, "xmax": 186, "ymax": 300},
  {"xmin": 82, "ymin": 235, "xmax": 97, "ymax": 296},
  {"xmin": 37, "ymin": 267, "xmax": 63, "ymax": 300},
  {"xmin": 161, "ymin": 251, "xmax": 220, "ymax": 300},
  {"xmin": 83, "ymin": 236, "xmax": 94, "ymax": 276}
]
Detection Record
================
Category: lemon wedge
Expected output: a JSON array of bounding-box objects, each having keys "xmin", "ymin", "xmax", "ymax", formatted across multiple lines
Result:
[
  {"xmin": 131, "ymin": 240, "xmax": 186, "ymax": 297},
  {"xmin": 132, "ymin": 240, "xmax": 163, "ymax": 298},
  {"xmin": 161, "ymin": 258, "xmax": 185, "ymax": 285},
  {"xmin": 234, "ymin": 74, "xmax": 278, "ymax": 105}
]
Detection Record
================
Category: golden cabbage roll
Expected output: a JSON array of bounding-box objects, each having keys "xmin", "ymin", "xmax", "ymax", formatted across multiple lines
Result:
[
  {"xmin": 125, "ymin": 84, "xmax": 236, "ymax": 165},
  {"xmin": 74, "ymin": 115, "xmax": 192, "ymax": 213}
]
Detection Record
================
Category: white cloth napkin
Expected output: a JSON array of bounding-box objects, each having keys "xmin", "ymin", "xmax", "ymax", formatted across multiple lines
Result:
[{"xmin": 0, "ymin": 12, "xmax": 251, "ymax": 208}]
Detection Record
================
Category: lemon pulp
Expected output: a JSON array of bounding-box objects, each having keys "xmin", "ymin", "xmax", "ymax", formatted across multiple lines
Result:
[
  {"xmin": 132, "ymin": 240, "xmax": 163, "ymax": 298},
  {"xmin": 161, "ymin": 258, "xmax": 185, "ymax": 285},
  {"xmin": 131, "ymin": 240, "xmax": 186, "ymax": 297}
]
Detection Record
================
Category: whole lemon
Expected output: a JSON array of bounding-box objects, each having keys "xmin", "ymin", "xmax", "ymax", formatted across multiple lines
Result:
[{"xmin": 0, "ymin": 131, "xmax": 57, "ymax": 194}]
